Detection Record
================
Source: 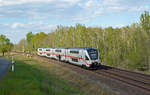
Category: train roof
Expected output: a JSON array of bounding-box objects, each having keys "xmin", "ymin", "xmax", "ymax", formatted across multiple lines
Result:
[
  {"xmin": 65, "ymin": 47, "xmax": 97, "ymax": 50},
  {"xmin": 38, "ymin": 47, "xmax": 97, "ymax": 50}
]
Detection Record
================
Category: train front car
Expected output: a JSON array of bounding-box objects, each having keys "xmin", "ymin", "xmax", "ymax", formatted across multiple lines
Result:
[{"xmin": 85, "ymin": 48, "xmax": 101, "ymax": 69}]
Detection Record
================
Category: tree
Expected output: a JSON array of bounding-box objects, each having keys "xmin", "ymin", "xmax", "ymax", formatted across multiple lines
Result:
[
  {"xmin": 26, "ymin": 32, "xmax": 34, "ymax": 44},
  {"xmin": 31, "ymin": 32, "xmax": 48, "ymax": 51},
  {"xmin": 16, "ymin": 39, "xmax": 26, "ymax": 52},
  {"xmin": 140, "ymin": 11, "xmax": 150, "ymax": 71},
  {"xmin": 0, "ymin": 35, "xmax": 13, "ymax": 56},
  {"xmin": 26, "ymin": 32, "xmax": 34, "ymax": 52},
  {"xmin": 140, "ymin": 11, "xmax": 150, "ymax": 33}
]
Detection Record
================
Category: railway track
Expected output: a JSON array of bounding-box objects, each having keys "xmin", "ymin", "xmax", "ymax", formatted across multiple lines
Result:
[
  {"xmin": 101, "ymin": 65, "xmax": 150, "ymax": 81},
  {"xmin": 94, "ymin": 69, "xmax": 150, "ymax": 92},
  {"xmin": 14, "ymin": 52, "xmax": 150, "ymax": 93}
]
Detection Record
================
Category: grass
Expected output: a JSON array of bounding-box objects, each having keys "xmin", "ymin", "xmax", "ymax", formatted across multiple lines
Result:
[{"xmin": 0, "ymin": 55, "xmax": 85, "ymax": 95}]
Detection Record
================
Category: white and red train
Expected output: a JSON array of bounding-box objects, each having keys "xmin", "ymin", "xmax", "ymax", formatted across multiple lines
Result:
[{"xmin": 37, "ymin": 47, "xmax": 101, "ymax": 68}]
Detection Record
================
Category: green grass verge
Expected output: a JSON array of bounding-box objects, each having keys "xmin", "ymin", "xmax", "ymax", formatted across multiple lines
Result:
[{"xmin": 0, "ymin": 56, "xmax": 85, "ymax": 95}]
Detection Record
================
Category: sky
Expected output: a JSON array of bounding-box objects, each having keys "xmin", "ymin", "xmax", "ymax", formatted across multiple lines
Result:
[{"xmin": 0, "ymin": 0, "xmax": 150, "ymax": 43}]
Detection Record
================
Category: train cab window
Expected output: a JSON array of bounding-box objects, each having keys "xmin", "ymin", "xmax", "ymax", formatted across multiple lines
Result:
[
  {"xmin": 72, "ymin": 58, "xmax": 78, "ymax": 62},
  {"xmin": 87, "ymin": 49, "xmax": 98, "ymax": 60},
  {"xmin": 85, "ymin": 56, "xmax": 89, "ymax": 60},
  {"xmin": 39, "ymin": 49, "xmax": 42, "ymax": 51}
]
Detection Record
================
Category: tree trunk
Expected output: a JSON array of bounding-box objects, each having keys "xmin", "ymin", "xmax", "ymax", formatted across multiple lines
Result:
[
  {"xmin": 2, "ymin": 52, "xmax": 4, "ymax": 56},
  {"xmin": 148, "ymin": 56, "xmax": 150, "ymax": 72}
]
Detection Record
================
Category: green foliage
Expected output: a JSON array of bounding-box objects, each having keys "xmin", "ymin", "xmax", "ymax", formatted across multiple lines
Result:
[
  {"xmin": 0, "ymin": 35, "xmax": 13, "ymax": 56},
  {"xmin": 26, "ymin": 32, "xmax": 34, "ymax": 52},
  {"xmin": 25, "ymin": 32, "xmax": 48, "ymax": 52},
  {"xmin": 140, "ymin": 11, "xmax": 150, "ymax": 32},
  {"xmin": 16, "ymin": 11, "xmax": 150, "ymax": 71},
  {"xmin": 31, "ymin": 32, "xmax": 47, "ymax": 51},
  {"xmin": 26, "ymin": 32, "xmax": 34, "ymax": 44}
]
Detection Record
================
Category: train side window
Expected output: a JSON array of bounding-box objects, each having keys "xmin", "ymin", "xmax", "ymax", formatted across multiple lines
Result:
[
  {"xmin": 72, "ymin": 58, "xmax": 78, "ymax": 62},
  {"xmin": 70, "ymin": 51, "xmax": 79, "ymax": 54},
  {"xmin": 55, "ymin": 50, "xmax": 61, "ymax": 52},
  {"xmin": 46, "ymin": 49, "xmax": 50, "ymax": 51},
  {"xmin": 85, "ymin": 56, "xmax": 89, "ymax": 60}
]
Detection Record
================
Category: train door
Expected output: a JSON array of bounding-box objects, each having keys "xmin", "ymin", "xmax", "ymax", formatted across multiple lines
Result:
[
  {"xmin": 80, "ymin": 50, "xmax": 86, "ymax": 66},
  {"xmin": 82, "ymin": 51, "xmax": 90, "ymax": 67},
  {"xmin": 65, "ymin": 49, "xmax": 69, "ymax": 62},
  {"xmin": 61, "ymin": 49, "xmax": 66, "ymax": 61},
  {"xmin": 79, "ymin": 50, "xmax": 84, "ymax": 66}
]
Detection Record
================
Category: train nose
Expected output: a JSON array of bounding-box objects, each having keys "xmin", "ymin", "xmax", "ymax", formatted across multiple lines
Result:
[
  {"xmin": 93, "ymin": 62, "xmax": 98, "ymax": 65},
  {"xmin": 89, "ymin": 61, "xmax": 100, "ymax": 68}
]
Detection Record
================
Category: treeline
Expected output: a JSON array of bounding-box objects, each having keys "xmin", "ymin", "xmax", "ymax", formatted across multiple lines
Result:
[
  {"xmin": 0, "ymin": 35, "xmax": 13, "ymax": 56},
  {"xmin": 16, "ymin": 11, "xmax": 150, "ymax": 71}
]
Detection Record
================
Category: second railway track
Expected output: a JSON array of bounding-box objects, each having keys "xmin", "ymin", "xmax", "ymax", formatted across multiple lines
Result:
[{"xmin": 93, "ymin": 69, "xmax": 150, "ymax": 92}]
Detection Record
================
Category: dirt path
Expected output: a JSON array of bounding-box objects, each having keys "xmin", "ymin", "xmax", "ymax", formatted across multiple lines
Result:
[{"xmin": 0, "ymin": 58, "xmax": 10, "ymax": 79}]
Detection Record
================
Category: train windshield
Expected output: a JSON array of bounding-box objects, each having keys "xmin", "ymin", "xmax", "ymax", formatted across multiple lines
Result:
[{"xmin": 87, "ymin": 49, "xmax": 98, "ymax": 60}]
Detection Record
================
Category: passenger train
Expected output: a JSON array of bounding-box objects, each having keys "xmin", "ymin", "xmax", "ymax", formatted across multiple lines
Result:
[{"xmin": 37, "ymin": 47, "xmax": 101, "ymax": 68}]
